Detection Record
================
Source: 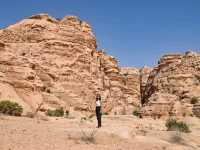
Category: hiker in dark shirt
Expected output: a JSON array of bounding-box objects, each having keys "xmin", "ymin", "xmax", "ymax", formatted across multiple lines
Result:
[{"xmin": 95, "ymin": 94, "xmax": 102, "ymax": 128}]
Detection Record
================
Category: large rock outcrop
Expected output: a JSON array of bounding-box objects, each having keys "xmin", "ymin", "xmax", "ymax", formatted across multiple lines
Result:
[
  {"xmin": 141, "ymin": 51, "xmax": 200, "ymax": 118},
  {"xmin": 0, "ymin": 14, "xmax": 140, "ymax": 115},
  {"xmin": 1, "ymin": 14, "xmax": 199, "ymax": 118}
]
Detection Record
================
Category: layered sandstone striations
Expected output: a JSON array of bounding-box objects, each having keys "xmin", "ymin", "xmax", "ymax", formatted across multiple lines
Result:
[
  {"xmin": 1, "ymin": 14, "xmax": 200, "ymax": 118},
  {"xmin": 141, "ymin": 51, "xmax": 200, "ymax": 118},
  {"xmin": 0, "ymin": 14, "xmax": 140, "ymax": 115}
]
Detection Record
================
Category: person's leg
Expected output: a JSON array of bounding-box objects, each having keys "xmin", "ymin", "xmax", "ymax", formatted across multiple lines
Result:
[
  {"xmin": 96, "ymin": 107, "xmax": 101, "ymax": 127},
  {"xmin": 99, "ymin": 114, "xmax": 101, "ymax": 127},
  {"xmin": 96, "ymin": 107, "xmax": 98, "ymax": 118},
  {"xmin": 97, "ymin": 116, "xmax": 100, "ymax": 128}
]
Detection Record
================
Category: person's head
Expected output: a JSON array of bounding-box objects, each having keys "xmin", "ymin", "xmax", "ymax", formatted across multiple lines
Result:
[{"xmin": 96, "ymin": 94, "xmax": 101, "ymax": 101}]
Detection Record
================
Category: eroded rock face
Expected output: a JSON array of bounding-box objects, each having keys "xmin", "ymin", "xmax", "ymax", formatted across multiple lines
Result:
[
  {"xmin": 0, "ymin": 14, "xmax": 141, "ymax": 115},
  {"xmin": 140, "ymin": 66, "xmax": 152, "ymax": 105},
  {"xmin": 1, "ymin": 14, "xmax": 199, "ymax": 118},
  {"xmin": 141, "ymin": 51, "xmax": 200, "ymax": 118},
  {"xmin": 118, "ymin": 68, "xmax": 141, "ymax": 114}
]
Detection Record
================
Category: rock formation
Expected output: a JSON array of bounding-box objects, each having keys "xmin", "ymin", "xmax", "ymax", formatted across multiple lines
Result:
[
  {"xmin": 0, "ymin": 14, "xmax": 140, "ymax": 115},
  {"xmin": 141, "ymin": 51, "xmax": 200, "ymax": 118},
  {"xmin": 0, "ymin": 14, "xmax": 200, "ymax": 118}
]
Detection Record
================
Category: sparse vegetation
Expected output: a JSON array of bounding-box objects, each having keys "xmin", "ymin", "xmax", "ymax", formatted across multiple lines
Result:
[
  {"xmin": 132, "ymin": 110, "xmax": 140, "ymax": 117},
  {"xmin": 79, "ymin": 127, "xmax": 97, "ymax": 144},
  {"xmin": 66, "ymin": 126, "xmax": 98, "ymax": 144},
  {"xmin": 77, "ymin": 118, "xmax": 98, "ymax": 144},
  {"xmin": 46, "ymin": 107, "xmax": 64, "ymax": 117},
  {"xmin": 0, "ymin": 100, "xmax": 23, "ymax": 116},
  {"xmin": 165, "ymin": 118, "xmax": 190, "ymax": 133}
]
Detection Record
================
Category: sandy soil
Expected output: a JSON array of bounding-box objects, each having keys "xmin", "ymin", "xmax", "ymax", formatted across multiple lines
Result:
[{"xmin": 0, "ymin": 115, "xmax": 200, "ymax": 150}]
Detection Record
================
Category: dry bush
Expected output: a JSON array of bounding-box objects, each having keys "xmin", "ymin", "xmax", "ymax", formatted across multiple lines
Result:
[
  {"xmin": 79, "ymin": 127, "xmax": 98, "ymax": 144},
  {"xmin": 77, "ymin": 119, "xmax": 98, "ymax": 144},
  {"xmin": 66, "ymin": 126, "xmax": 98, "ymax": 144}
]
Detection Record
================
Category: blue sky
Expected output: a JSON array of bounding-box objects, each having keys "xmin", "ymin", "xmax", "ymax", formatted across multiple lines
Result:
[{"xmin": 0, "ymin": 0, "xmax": 200, "ymax": 67}]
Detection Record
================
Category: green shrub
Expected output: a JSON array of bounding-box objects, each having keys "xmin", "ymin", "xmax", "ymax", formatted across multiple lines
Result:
[
  {"xmin": 46, "ymin": 108, "xmax": 64, "ymax": 117},
  {"xmin": 165, "ymin": 118, "xmax": 190, "ymax": 133},
  {"xmin": 133, "ymin": 110, "xmax": 140, "ymax": 117},
  {"xmin": 0, "ymin": 100, "xmax": 23, "ymax": 116}
]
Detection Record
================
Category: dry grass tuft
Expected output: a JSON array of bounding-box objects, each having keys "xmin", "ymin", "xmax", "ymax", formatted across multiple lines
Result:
[{"xmin": 79, "ymin": 127, "xmax": 98, "ymax": 144}]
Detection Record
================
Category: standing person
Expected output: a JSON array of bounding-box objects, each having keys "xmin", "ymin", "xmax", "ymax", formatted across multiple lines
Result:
[{"xmin": 96, "ymin": 94, "xmax": 102, "ymax": 128}]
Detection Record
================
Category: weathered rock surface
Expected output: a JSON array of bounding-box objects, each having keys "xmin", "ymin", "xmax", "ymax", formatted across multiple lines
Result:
[
  {"xmin": 140, "ymin": 66, "xmax": 152, "ymax": 104},
  {"xmin": 1, "ymin": 14, "xmax": 200, "ymax": 118},
  {"xmin": 141, "ymin": 51, "xmax": 200, "ymax": 118},
  {"xmin": 0, "ymin": 14, "xmax": 141, "ymax": 115}
]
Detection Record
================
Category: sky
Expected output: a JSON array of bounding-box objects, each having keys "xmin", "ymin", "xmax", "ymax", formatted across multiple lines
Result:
[{"xmin": 0, "ymin": 0, "xmax": 200, "ymax": 67}]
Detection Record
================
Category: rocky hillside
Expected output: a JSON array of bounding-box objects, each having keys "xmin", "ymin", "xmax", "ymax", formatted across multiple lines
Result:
[{"xmin": 0, "ymin": 14, "xmax": 199, "ymax": 117}]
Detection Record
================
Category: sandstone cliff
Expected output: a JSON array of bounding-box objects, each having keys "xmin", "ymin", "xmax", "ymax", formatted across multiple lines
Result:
[
  {"xmin": 141, "ymin": 51, "xmax": 200, "ymax": 118},
  {"xmin": 0, "ymin": 14, "xmax": 200, "ymax": 118},
  {"xmin": 0, "ymin": 14, "xmax": 140, "ymax": 115}
]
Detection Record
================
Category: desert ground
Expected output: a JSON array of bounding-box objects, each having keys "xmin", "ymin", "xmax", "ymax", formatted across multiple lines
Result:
[{"xmin": 0, "ymin": 115, "xmax": 200, "ymax": 150}]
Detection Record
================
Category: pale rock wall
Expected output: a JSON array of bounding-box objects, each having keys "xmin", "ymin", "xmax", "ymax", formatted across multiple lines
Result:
[
  {"xmin": 0, "ymin": 14, "xmax": 141, "ymax": 115},
  {"xmin": 141, "ymin": 51, "xmax": 200, "ymax": 118},
  {"xmin": 2, "ymin": 14, "xmax": 199, "ymax": 118}
]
